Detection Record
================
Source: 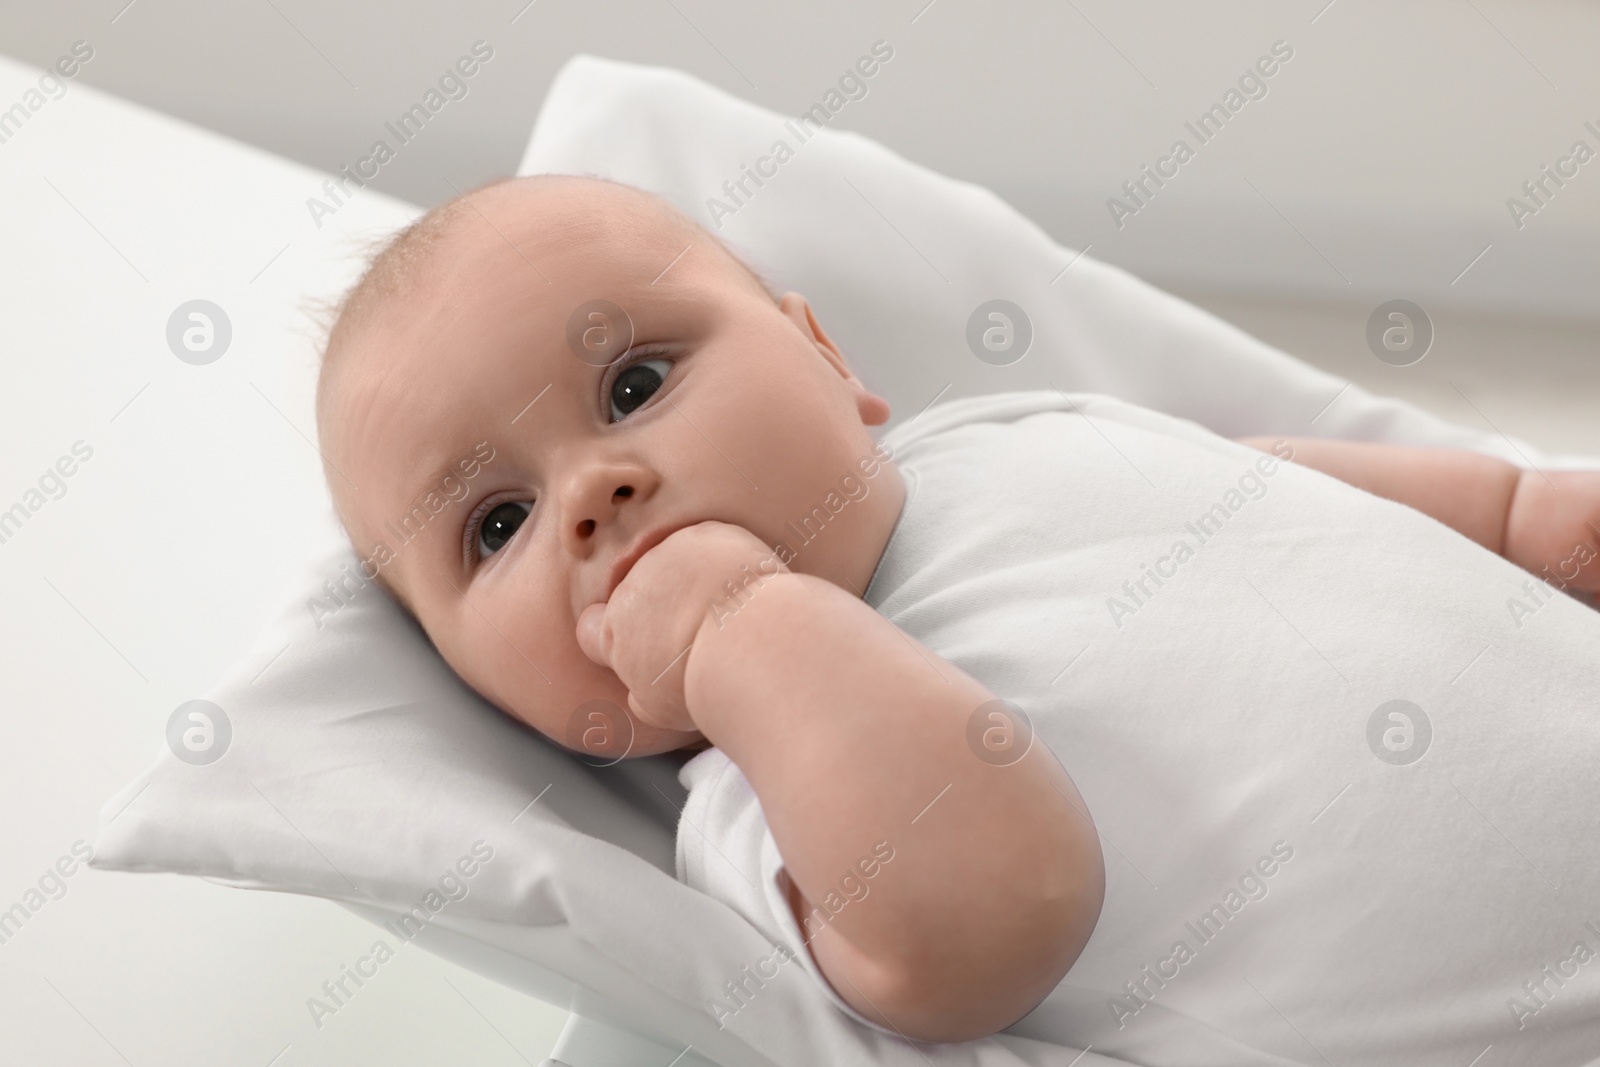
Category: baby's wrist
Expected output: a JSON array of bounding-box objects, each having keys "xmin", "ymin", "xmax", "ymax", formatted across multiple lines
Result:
[
  {"xmin": 1500, "ymin": 468, "xmax": 1534, "ymax": 566},
  {"xmin": 682, "ymin": 570, "xmax": 829, "ymax": 740},
  {"xmin": 1500, "ymin": 468, "xmax": 1600, "ymax": 591}
]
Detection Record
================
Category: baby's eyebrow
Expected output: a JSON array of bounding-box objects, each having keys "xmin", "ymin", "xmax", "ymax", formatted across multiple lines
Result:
[
  {"xmin": 405, "ymin": 456, "xmax": 468, "ymax": 514},
  {"xmin": 397, "ymin": 446, "xmax": 497, "ymax": 536}
]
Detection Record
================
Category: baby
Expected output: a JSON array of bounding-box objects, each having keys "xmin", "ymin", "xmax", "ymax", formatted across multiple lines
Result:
[{"xmin": 315, "ymin": 174, "xmax": 1600, "ymax": 1046}]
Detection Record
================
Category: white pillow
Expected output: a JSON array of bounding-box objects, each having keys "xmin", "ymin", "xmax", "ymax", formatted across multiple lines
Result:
[
  {"xmin": 90, "ymin": 52, "xmax": 1596, "ymax": 1065},
  {"xmin": 521, "ymin": 57, "xmax": 1588, "ymax": 467}
]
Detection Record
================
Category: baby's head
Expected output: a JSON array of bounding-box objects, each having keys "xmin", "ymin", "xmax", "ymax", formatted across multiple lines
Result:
[{"xmin": 316, "ymin": 175, "xmax": 901, "ymax": 758}]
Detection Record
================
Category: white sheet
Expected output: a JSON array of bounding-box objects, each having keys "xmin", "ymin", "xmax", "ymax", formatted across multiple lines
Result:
[{"xmin": 678, "ymin": 390, "xmax": 1600, "ymax": 1066}]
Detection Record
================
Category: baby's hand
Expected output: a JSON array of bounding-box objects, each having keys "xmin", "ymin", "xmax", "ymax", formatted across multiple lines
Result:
[
  {"xmin": 1504, "ymin": 470, "xmax": 1600, "ymax": 594},
  {"xmin": 575, "ymin": 521, "xmax": 786, "ymax": 732}
]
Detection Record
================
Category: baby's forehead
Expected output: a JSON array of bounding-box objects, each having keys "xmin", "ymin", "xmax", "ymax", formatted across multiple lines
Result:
[
  {"xmin": 435, "ymin": 177, "xmax": 712, "ymax": 280},
  {"xmin": 323, "ymin": 178, "xmax": 735, "ymax": 426}
]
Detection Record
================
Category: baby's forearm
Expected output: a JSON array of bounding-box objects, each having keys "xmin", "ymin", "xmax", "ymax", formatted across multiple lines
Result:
[
  {"xmin": 684, "ymin": 572, "xmax": 1104, "ymax": 1043},
  {"xmin": 1238, "ymin": 436, "xmax": 1523, "ymax": 553}
]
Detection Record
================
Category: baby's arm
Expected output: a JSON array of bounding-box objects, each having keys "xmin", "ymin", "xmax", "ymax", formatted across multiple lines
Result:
[
  {"xmin": 577, "ymin": 523, "xmax": 1105, "ymax": 1044},
  {"xmin": 1237, "ymin": 437, "xmax": 1600, "ymax": 592},
  {"xmin": 688, "ymin": 572, "xmax": 1104, "ymax": 1042}
]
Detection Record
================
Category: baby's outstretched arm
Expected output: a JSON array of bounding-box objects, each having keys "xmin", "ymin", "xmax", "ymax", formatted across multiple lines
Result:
[
  {"xmin": 1237, "ymin": 437, "xmax": 1600, "ymax": 592},
  {"xmin": 577, "ymin": 521, "xmax": 1105, "ymax": 1043}
]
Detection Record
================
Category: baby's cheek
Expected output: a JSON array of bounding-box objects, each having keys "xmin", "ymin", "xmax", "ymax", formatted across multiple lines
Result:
[
  {"xmin": 443, "ymin": 602, "xmax": 698, "ymax": 756},
  {"xmin": 486, "ymin": 616, "xmax": 620, "ymax": 730}
]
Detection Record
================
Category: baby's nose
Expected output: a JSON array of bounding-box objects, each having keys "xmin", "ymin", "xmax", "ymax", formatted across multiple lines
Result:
[{"xmin": 571, "ymin": 482, "xmax": 636, "ymax": 541}]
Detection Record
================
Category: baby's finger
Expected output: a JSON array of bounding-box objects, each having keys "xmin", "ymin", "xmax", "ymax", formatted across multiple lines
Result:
[{"xmin": 575, "ymin": 602, "xmax": 610, "ymax": 666}]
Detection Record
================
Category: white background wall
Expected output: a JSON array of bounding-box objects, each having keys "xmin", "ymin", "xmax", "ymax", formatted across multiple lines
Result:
[
  {"xmin": 1, "ymin": 2, "xmax": 1596, "ymax": 1065},
  {"xmin": 4, "ymin": 0, "xmax": 1598, "ymax": 319}
]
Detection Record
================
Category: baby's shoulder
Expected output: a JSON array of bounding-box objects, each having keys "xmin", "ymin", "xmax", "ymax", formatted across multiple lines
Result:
[{"xmin": 880, "ymin": 389, "xmax": 1237, "ymax": 473}]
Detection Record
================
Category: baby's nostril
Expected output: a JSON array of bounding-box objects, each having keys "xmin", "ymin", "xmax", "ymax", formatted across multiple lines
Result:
[
  {"xmin": 577, "ymin": 518, "xmax": 596, "ymax": 538},
  {"xmin": 614, "ymin": 485, "xmax": 633, "ymax": 499}
]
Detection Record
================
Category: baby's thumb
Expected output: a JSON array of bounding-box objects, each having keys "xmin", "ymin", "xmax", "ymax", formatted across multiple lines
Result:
[{"xmin": 576, "ymin": 603, "xmax": 610, "ymax": 666}]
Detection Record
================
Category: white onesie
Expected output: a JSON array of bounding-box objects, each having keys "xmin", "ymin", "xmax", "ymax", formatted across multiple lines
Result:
[{"xmin": 676, "ymin": 390, "xmax": 1600, "ymax": 1066}]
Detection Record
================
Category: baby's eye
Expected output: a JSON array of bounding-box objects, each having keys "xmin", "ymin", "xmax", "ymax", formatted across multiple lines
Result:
[
  {"xmin": 609, "ymin": 358, "xmax": 672, "ymax": 422},
  {"xmin": 477, "ymin": 500, "xmax": 531, "ymax": 558}
]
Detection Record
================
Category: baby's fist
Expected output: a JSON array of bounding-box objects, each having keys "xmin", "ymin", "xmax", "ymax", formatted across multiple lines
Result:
[{"xmin": 575, "ymin": 521, "xmax": 789, "ymax": 732}]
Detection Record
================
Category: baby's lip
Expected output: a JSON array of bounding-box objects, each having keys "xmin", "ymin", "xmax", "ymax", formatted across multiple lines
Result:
[{"xmin": 602, "ymin": 522, "xmax": 689, "ymax": 603}]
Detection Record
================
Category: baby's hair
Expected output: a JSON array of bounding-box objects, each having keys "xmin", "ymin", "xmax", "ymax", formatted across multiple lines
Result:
[{"xmin": 313, "ymin": 173, "xmax": 777, "ymax": 375}]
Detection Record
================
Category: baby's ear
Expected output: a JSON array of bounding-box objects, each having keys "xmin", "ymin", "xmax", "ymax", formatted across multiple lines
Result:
[{"xmin": 778, "ymin": 292, "xmax": 890, "ymax": 427}]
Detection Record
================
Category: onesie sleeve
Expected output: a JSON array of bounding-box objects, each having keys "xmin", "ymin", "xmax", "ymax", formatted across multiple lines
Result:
[{"xmin": 675, "ymin": 746, "xmax": 902, "ymax": 1038}]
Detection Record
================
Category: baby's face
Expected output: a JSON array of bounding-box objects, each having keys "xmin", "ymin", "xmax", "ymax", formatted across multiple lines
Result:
[{"xmin": 320, "ymin": 178, "xmax": 901, "ymax": 757}]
